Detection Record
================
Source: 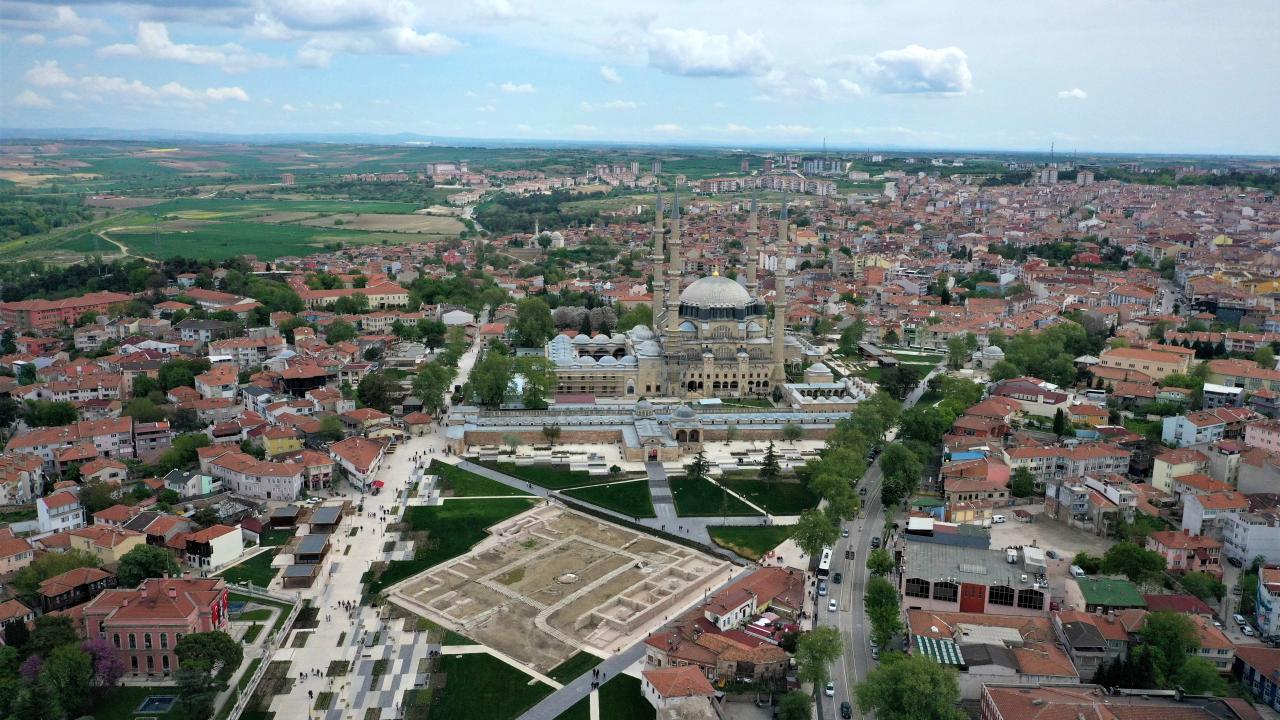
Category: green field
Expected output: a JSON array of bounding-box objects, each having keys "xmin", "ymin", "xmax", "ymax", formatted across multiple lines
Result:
[
  {"xmin": 670, "ymin": 476, "xmax": 762, "ymax": 517},
  {"xmin": 484, "ymin": 462, "xmax": 600, "ymax": 489},
  {"xmin": 548, "ymin": 651, "xmax": 599, "ymax": 684},
  {"xmin": 432, "ymin": 460, "xmax": 534, "ymax": 497},
  {"xmin": 367, "ymin": 497, "xmax": 539, "ymax": 594},
  {"xmin": 719, "ymin": 476, "xmax": 819, "ymax": 515},
  {"xmin": 550, "ymin": 675, "xmax": 654, "ymax": 720},
  {"xmin": 708, "ymin": 525, "xmax": 795, "ymax": 561},
  {"xmin": 217, "ymin": 549, "xmax": 279, "ymax": 587},
  {"xmin": 562, "ymin": 480, "xmax": 656, "ymax": 518},
  {"xmin": 146, "ymin": 197, "xmax": 426, "ymax": 217},
  {"xmin": 433, "ymin": 653, "xmax": 555, "ymax": 720},
  {"xmin": 105, "ymin": 220, "xmax": 411, "ymax": 261}
]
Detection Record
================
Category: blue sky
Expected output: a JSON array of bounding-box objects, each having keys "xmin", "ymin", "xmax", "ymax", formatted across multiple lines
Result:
[{"xmin": 2, "ymin": 0, "xmax": 1278, "ymax": 154}]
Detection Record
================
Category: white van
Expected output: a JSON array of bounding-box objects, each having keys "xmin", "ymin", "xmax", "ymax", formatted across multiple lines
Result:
[
  {"xmin": 1234, "ymin": 613, "xmax": 1248, "ymax": 626},
  {"xmin": 1069, "ymin": 565, "xmax": 1087, "ymax": 578},
  {"xmin": 992, "ymin": 514, "xmax": 1006, "ymax": 524}
]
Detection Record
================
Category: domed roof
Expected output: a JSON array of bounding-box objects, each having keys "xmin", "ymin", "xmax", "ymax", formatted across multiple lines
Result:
[
  {"xmin": 597, "ymin": 355, "xmax": 618, "ymax": 366},
  {"xmin": 572, "ymin": 334, "xmax": 591, "ymax": 345},
  {"xmin": 629, "ymin": 325, "xmax": 655, "ymax": 341},
  {"xmin": 680, "ymin": 274, "xmax": 753, "ymax": 309},
  {"xmin": 619, "ymin": 355, "xmax": 637, "ymax": 366},
  {"xmin": 575, "ymin": 356, "xmax": 596, "ymax": 366},
  {"xmin": 610, "ymin": 333, "xmax": 627, "ymax": 343},
  {"xmin": 672, "ymin": 405, "xmax": 696, "ymax": 420},
  {"xmin": 983, "ymin": 345, "xmax": 1005, "ymax": 357},
  {"xmin": 808, "ymin": 362, "xmax": 831, "ymax": 373},
  {"xmin": 591, "ymin": 334, "xmax": 609, "ymax": 344},
  {"xmin": 635, "ymin": 399, "xmax": 652, "ymax": 410},
  {"xmin": 554, "ymin": 356, "xmax": 575, "ymax": 367},
  {"xmin": 637, "ymin": 340, "xmax": 662, "ymax": 357}
]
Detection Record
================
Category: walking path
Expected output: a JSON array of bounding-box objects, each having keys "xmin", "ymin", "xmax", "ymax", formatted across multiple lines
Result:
[{"xmin": 644, "ymin": 461, "xmax": 678, "ymax": 528}]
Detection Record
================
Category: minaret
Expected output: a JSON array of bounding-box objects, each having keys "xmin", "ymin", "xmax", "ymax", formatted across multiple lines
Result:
[
  {"xmin": 771, "ymin": 191, "xmax": 790, "ymax": 383},
  {"xmin": 650, "ymin": 190, "xmax": 665, "ymax": 330},
  {"xmin": 745, "ymin": 191, "xmax": 759, "ymax": 296},
  {"xmin": 665, "ymin": 187, "xmax": 683, "ymax": 336}
]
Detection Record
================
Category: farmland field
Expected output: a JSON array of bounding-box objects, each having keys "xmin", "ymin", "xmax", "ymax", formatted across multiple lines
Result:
[
  {"xmin": 299, "ymin": 213, "xmax": 464, "ymax": 234},
  {"xmin": 146, "ymin": 197, "xmax": 426, "ymax": 217},
  {"xmin": 102, "ymin": 220, "xmax": 419, "ymax": 261}
]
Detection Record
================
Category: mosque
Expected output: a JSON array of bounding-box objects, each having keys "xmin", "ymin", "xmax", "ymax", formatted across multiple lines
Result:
[{"xmin": 547, "ymin": 190, "xmax": 804, "ymax": 400}]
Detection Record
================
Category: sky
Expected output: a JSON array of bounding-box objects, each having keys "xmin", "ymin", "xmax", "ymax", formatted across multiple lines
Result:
[{"xmin": 2, "ymin": 0, "xmax": 1278, "ymax": 155}]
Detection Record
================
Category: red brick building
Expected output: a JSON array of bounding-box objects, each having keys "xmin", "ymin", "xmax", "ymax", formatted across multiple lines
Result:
[{"xmin": 81, "ymin": 577, "xmax": 229, "ymax": 678}]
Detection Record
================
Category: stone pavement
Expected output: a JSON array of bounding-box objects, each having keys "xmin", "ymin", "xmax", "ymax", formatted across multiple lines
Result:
[{"xmin": 644, "ymin": 461, "xmax": 678, "ymax": 528}]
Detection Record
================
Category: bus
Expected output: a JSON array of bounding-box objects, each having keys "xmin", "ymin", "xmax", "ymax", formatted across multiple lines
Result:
[{"xmin": 816, "ymin": 546, "xmax": 833, "ymax": 578}]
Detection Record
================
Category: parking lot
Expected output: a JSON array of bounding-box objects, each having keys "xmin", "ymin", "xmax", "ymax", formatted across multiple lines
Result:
[{"xmin": 987, "ymin": 505, "xmax": 1114, "ymax": 562}]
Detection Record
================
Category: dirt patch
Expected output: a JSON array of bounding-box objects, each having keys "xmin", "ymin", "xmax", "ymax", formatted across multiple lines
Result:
[{"xmin": 300, "ymin": 213, "xmax": 464, "ymax": 234}]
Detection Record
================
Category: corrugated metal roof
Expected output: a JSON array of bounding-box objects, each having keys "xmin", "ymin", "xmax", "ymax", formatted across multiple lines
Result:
[{"xmin": 913, "ymin": 635, "xmax": 964, "ymax": 666}]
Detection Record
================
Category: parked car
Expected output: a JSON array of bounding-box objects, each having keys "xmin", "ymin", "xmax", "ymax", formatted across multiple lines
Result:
[
  {"xmin": 824, "ymin": 682, "xmax": 835, "ymax": 697},
  {"xmin": 992, "ymin": 514, "xmax": 1006, "ymax": 523},
  {"xmin": 1244, "ymin": 626, "xmax": 1257, "ymax": 637},
  {"xmin": 870, "ymin": 537, "xmax": 881, "ymax": 549},
  {"xmin": 818, "ymin": 582, "xmax": 828, "ymax": 596},
  {"xmin": 871, "ymin": 647, "xmax": 879, "ymax": 660},
  {"xmin": 859, "ymin": 487, "xmax": 867, "ymax": 495},
  {"xmin": 833, "ymin": 572, "xmax": 843, "ymax": 584},
  {"xmin": 1045, "ymin": 550, "xmax": 1058, "ymax": 560},
  {"xmin": 828, "ymin": 599, "xmax": 838, "ymax": 612},
  {"xmin": 1234, "ymin": 614, "xmax": 1248, "ymax": 626},
  {"xmin": 841, "ymin": 701, "xmax": 853, "ymax": 719},
  {"xmin": 1228, "ymin": 556, "xmax": 1244, "ymax": 568},
  {"xmin": 841, "ymin": 528, "xmax": 850, "ymax": 538}
]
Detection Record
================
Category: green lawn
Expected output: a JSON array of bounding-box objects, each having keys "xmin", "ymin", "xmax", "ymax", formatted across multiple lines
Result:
[
  {"xmin": 237, "ymin": 608, "xmax": 273, "ymax": 622},
  {"xmin": 670, "ymin": 476, "xmax": 762, "ymax": 517},
  {"xmin": 366, "ymin": 498, "xmax": 539, "ymax": 595},
  {"xmin": 217, "ymin": 550, "xmax": 279, "ymax": 587},
  {"xmin": 708, "ymin": 526, "xmax": 796, "ymax": 561},
  {"xmin": 554, "ymin": 698, "xmax": 590, "ymax": 720},
  {"xmin": 483, "ymin": 462, "xmax": 599, "ymax": 489},
  {"xmin": 598, "ymin": 675, "xmax": 655, "ymax": 720},
  {"xmin": 145, "ymin": 197, "xmax": 426, "ymax": 217},
  {"xmin": 227, "ymin": 592, "xmax": 297, "ymax": 637},
  {"xmin": 719, "ymin": 477, "xmax": 819, "ymax": 515},
  {"xmin": 548, "ymin": 651, "xmax": 599, "ymax": 684},
  {"xmin": 433, "ymin": 653, "xmax": 555, "ymax": 720},
  {"xmin": 94, "ymin": 686, "xmax": 191, "ymax": 720},
  {"xmin": 257, "ymin": 528, "xmax": 294, "ymax": 546},
  {"xmin": 431, "ymin": 460, "xmax": 533, "ymax": 497},
  {"xmin": 562, "ymin": 480, "xmax": 656, "ymax": 519}
]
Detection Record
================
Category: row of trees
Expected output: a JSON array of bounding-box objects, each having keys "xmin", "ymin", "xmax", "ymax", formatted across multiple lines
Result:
[{"xmin": 465, "ymin": 341, "xmax": 557, "ymax": 409}]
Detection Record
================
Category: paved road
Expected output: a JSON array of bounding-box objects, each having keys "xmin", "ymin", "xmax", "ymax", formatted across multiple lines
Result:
[
  {"xmin": 820, "ymin": 368, "xmax": 939, "ymax": 720},
  {"xmin": 645, "ymin": 461, "xmax": 678, "ymax": 529}
]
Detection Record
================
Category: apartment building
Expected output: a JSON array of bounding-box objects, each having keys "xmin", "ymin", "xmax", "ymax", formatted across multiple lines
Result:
[
  {"xmin": 1146, "ymin": 529, "xmax": 1222, "ymax": 577},
  {"xmin": 208, "ymin": 335, "xmax": 286, "ymax": 370},
  {"xmin": 0, "ymin": 452, "xmax": 44, "ymax": 505},
  {"xmin": 1209, "ymin": 358, "xmax": 1280, "ymax": 393},
  {"xmin": 81, "ymin": 577, "xmax": 230, "ymax": 678},
  {"xmin": 204, "ymin": 449, "xmax": 304, "ymax": 500},
  {"xmin": 1003, "ymin": 444, "xmax": 1131, "ymax": 489},
  {"xmin": 36, "ymin": 489, "xmax": 85, "ymax": 535},
  {"xmin": 5, "ymin": 417, "xmax": 136, "ymax": 469},
  {"xmin": 1097, "ymin": 346, "xmax": 1191, "ymax": 383},
  {"xmin": 1246, "ymin": 419, "xmax": 1280, "ymax": 454},
  {"xmin": 0, "ymin": 291, "xmax": 132, "ymax": 331},
  {"xmin": 1151, "ymin": 448, "xmax": 1211, "ymax": 493}
]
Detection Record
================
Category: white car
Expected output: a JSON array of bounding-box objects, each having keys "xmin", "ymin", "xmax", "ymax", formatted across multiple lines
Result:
[
  {"xmin": 824, "ymin": 681, "xmax": 835, "ymax": 697},
  {"xmin": 992, "ymin": 514, "xmax": 1006, "ymax": 523},
  {"xmin": 1244, "ymin": 626, "xmax": 1256, "ymax": 637},
  {"xmin": 828, "ymin": 599, "xmax": 838, "ymax": 612}
]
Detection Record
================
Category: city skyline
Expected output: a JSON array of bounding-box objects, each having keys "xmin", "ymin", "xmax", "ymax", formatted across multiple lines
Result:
[{"xmin": 2, "ymin": 1, "xmax": 1278, "ymax": 155}]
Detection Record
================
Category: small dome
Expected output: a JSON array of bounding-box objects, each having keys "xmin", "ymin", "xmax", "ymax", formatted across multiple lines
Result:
[
  {"xmin": 598, "ymin": 356, "xmax": 618, "ymax": 366},
  {"xmin": 591, "ymin": 334, "xmax": 610, "ymax": 344},
  {"xmin": 680, "ymin": 274, "xmax": 753, "ymax": 309},
  {"xmin": 636, "ymin": 399, "xmax": 652, "ymax": 410},
  {"xmin": 983, "ymin": 345, "xmax": 1005, "ymax": 358},
  {"xmin": 554, "ymin": 356, "xmax": 575, "ymax": 367},
  {"xmin": 672, "ymin": 405, "xmax": 696, "ymax": 420},
  {"xmin": 619, "ymin": 355, "xmax": 637, "ymax": 366},
  {"xmin": 573, "ymin": 334, "xmax": 591, "ymax": 345},
  {"xmin": 629, "ymin": 325, "xmax": 655, "ymax": 341},
  {"xmin": 575, "ymin": 356, "xmax": 596, "ymax": 366},
  {"xmin": 637, "ymin": 340, "xmax": 662, "ymax": 357},
  {"xmin": 808, "ymin": 362, "xmax": 830, "ymax": 373}
]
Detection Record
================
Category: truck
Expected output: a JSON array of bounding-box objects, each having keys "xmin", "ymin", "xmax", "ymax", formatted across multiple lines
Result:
[{"xmin": 1006, "ymin": 547, "xmax": 1018, "ymax": 564}]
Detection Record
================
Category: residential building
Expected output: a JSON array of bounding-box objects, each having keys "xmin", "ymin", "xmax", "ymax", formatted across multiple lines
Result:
[
  {"xmin": 37, "ymin": 566, "xmax": 116, "ymax": 613},
  {"xmin": 0, "ymin": 451, "xmax": 43, "ymax": 505},
  {"xmin": 67, "ymin": 525, "xmax": 146, "ymax": 563},
  {"xmin": 980, "ymin": 683, "xmax": 1259, "ymax": 720},
  {"xmin": 0, "ymin": 529, "xmax": 35, "ymax": 575},
  {"xmin": 0, "ymin": 291, "xmax": 132, "ymax": 331},
  {"xmin": 1182, "ymin": 491, "xmax": 1249, "ymax": 538},
  {"xmin": 194, "ymin": 365, "xmax": 238, "ymax": 400},
  {"xmin": 1257, "ymin": 568, "xmax": 1280, "ymax": 637},
  {"xmin": 1223, "ymin": 510, "xmax": 1280, "ymax": 568},
  {"xmin": 1003, "ymin": 444, "xmax": 1131, "ymax": 490},
  {"xmin": 640, "ymin": 667, "xmax": 717, "ymax": 715},
  {"xmin": 204, "ymin": 449, "xmax": 304, "ymax": 501},
  {"xmin": 1246, "ymin": 419, "xmax": 1280, "ymax": 454},
  {"xmin": 81, "ymin": 577, "xmax": 230, "ymax": 678},
  {"xmin": 1209, "ymin": 358, "xmax": 1280, "ymax": 394},
  {"xmin": 184, "ymin": 525, "xmax": 242, "ymax": 572},
  {"xmin": 1097, "ymin": 346, "xmax": 1191, "ymax": 382},
  {"xmin": 36, "ymin": 489, "xmax": 85, "ymax": 535},
  {"xmin": 1151, "ymin": 448, "xmax": 1210, "ymax": 493},
  {"xmin": 1146, "ymin": 529, "xmax": 1222, "ymax": 576},
  {"xmin": 1234, "ymin": 645, "xmax": 1280, "ymax": 712},
  {"xmin": 328, "ymin": 437, "xmax": 385, "ymax": 489}
]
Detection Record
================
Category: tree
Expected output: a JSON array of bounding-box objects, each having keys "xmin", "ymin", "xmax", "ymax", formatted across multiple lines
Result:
[
  {"xmin": 838, "ymin": 317, "xmax": 867, "ymax": 355},
  {"xmin": 175, "ymin": 665, "xmax": 220, "ymax": 720},
  {"xmin": 615, "ymin": 304, "xmax": 652, "ymax": 332},
  {"xmin": 116, "ymin": 544, "xmax": 182, "ymax": 588},
  {"xmin": 317, "ymin": 414, "xmax": 345, "ymax": 442},
  {"xmin": 3, "ymin": 618, "xmax": 30, "ymax": 649},
  {"xmin": 1052, "ymin": 407, "xmax": 1068, "ymax": 436},
  {"xmin": 855, "ymin": 653, "xmax": 965, "ymax": 720},
  {"xmin": 988, "ymin": 359, "xmax": 1021, "ymax": 381},
  {"xmin": 899, "ymin": 405, "xmax": 955, "ymax": 446},
  {"xmin": 775, "ymin": 691, "xmax": 812, "ymax": 720},
  {"xmin": 541, "ymin": 426, "xmax": 561, "ymax": 444},
  {"xmin": 866, "ymin": 548, "xmax": 894, "ymax": 576},
  {"xmin": 1174, "ymin": 656, "xmax": 1226, "ymax": 695},
  {"xmin": 170, "ymin": 406, "xmax": 204, "ymax": 432},
  {"xmin": 175, "ymin": 631, "xmax": 243, "ymax": 682},
  {"xmin": 331, "ymin": 292, "xmax": 369, "ymax": 315},
  {"xmin": 1072, "ymin": 552, "xmax": 1102, "ymax": 574},
  {"xmin": 759, "ymin": 442, "xmax": 781, "ymax": 482},
  {"xmin": 419, "ymin": 319, "xmax": 447, "ymax": 350},
  {"xmin": 1256, "ymin": 346, "xmax": 1276, "ymax": 370},
  {"xmin": 21, "ymin": 400, "xmax": 77, "ymax": 427},
  {"xmin": 1008, "ymin": 466, "xmax": 1035, "ymax": 498},
  {"xmin": 82, "ymin": 636, "xmax": 126, "ymax": 687},
  {"xmin": 412, "ymin": 362, "xmax": 453, "ymax": 415},
  {"xmin": 0, "ymin": 328, "xmax": 15, "ymax": 355},
  {"xmin": 512, "ymin": 297, "xmax": 555, "ymax": 347},
  {"xmin": 79, "ymin": 478, "xmax": 118, "ymax": 514},
  {"xmin": 945, "ymin": 335, "xmax": 969, "ymax": 369},
  {"xmin": 792, "ymin": 509, "xmax": 838, "ymax": 558},
  {"xmin": 781, "ymin": 423, "xmax": 804, "ymax": 441},
  {"xmin": 1179, "ymin": 571, "xmax": 1226, "ymax": 602},
  {"xmin": 880, "ymin": 444, "xmax": 923, "ymax": 507},
  {"xmin": 357, "ymin": 372, "xmax": 400, "ymax": 412},
  {"xmin": 684, "ymin": 450, "xmax": 710, "ymax": 483},
  {"xmin": 882, "ymin": 329, "xmax": 899, "ymax": 345},
  {"xmin": 27, "ymin": 615, "xmax": 79, "ymax": 659},
  {"xmin": 157, "ymin": 358, "xmax": 210, "ymax": 391},
  {"xmin": 865, "ymin": 575, "xmax": 903, "ymax": 647},
  {"xmin": 325, "ymin": 319, "xmax": 357, "ymax": 343},
  {"xmin": 41, "ymin": 644, "xmax": 93, "ymax": 716},
  {"xmin": 10, "ymin": 550, "xmax": 102, "ymax": 601},
  {"xmin": 124, "ymin": 397, "xmax": 166, "ymax": 423},
  {"xmin": 794, "ymin": 627, "xmax": 843, "ymax": 687},
  {"xmin": 1138, "ymin": 611, "xmax": 1199, "ymax": 686},
  {"xmin": 1101, "ymin": 542, "xmax": 1167, "ymax": 584},
  {"xmin": 469, "ymin": 351, "xmax": 513, "ymax": 408},
  {"xmin": 516, "ymin": 356, "xmax": 556, "ymax": 410},
  {"xmin": 878, "ymin": 364, "xmax": 921, "ymax": 400},
  {"xmin": 158, "ymin": 432, "xmax": 211, "ymax": 472}
]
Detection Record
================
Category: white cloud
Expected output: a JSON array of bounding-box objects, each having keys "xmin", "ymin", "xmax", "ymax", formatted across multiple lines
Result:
[
  {"xmin": 1, "ymin": 6, "xmax": 108, "ymax": 35},
  {"xmin": 281, "ymin": 103, "xmax": 297, "ymax": 112},
  {"xmin": 652, "ymin": 123, "xmax": 683, "ymax": 133},
  {"xmin": 15, "ymin": 90, "xmax": 52, "ymax": 108},
  {"xmin": 754, "ymin": 69, "xmax": 862, "ymax": 102},
  {"xmin": 100, "ymin": 22, "xmax": 279, "ymax": 72},
  {"xmin": 205, "ymin": 87, "xmax": 250, "ymax": 102},
  {"xmin": 386, "ymin": 27, "xmax": 460, "ymax": 55},
  {"xmin": 295, "ymin": 27, "xmax": 460, "ymax": 67},
  {"xmin": 25, "ymin": 60, "xmax": 73, "ymax": 87},
  {"xmin": 501, "ymin": 81, "xmax": 535, "ymax": 94},
  {"xmin": 863, "ymin": 45, "xmax": 972, "ymax": 94},
  {"xmin": 20, "ymin": 33, "xmax": 45, "ymax": 46},
  {"xmin": 579, "ymin": 99, "xmax": 637, "ymax": 112},
  {"xmin": 647, "ymin": 28, "xmax": 771, "ymax": 77},
  {"xmin": 474, "ymin": 104, "xmax": 497, "ymax": 112},
  {"xmin": 1057, "ymin": 87, "xmax": 1088, "ymax": 100},
  {"xmin": 599, "ymin": 65, "xmax": 622, "ymax": 84},
  {"xmin": 54, "ymin": 34, "xmax": 89, "ymax": 47}
]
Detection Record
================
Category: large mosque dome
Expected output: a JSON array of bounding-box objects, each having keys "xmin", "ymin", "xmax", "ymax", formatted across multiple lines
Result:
[{"xmin": 679, "ymin": 274, "xmax": 753, "ymax": 309}]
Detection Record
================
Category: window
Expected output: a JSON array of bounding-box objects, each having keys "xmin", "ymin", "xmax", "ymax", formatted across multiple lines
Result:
[
  {"xmin": 146, "ymin": 656, "xmax": 154, "ymax": 673},
  {"xmin": 144, "ymin": 633, "xmax": 152, "ymax": 650},
  {"xmin": 989, "ymin": 585, "xmax": 1015, "ymax": 606},
  {"xmin": 162, "ymin": 655, "xmax": 170, "ymax": 673},
  {"xmin": 130, "ymin": 656, "xmax": 138, "ymax": 672},
  {"xmin": 905, "ymin": 578, "xmax": 931, "ymax": 599},
  {"xmin": 128, "ymin": 634, "xmax": 136, "ymax": 650},
  {"xmin": 160, "ymin": 633, "xmax": 168, "ymax": 649},
  {"xmin": 1017, "ymin": 588, "xmax": 1044, "ymax": 610},
  {"xmin": 932, "ymin": 582, "xmax": 958, "ymax": 604},
  {"xmin": 112, "ymin": 634, "xmax": 120, "ymax": 649}
]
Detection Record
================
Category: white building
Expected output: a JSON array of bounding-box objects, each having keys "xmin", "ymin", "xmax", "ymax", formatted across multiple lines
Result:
[
  {"xmin": 1221, "ymin": 510, "xmax": 1280, "ymax": 567},
  {"xmin": 184, "ymin": 524, "xmax": 243, "ymax": 572},
  {"xmin": 36, "ymin": 490, "xmax": 86, "ymax": 536}
]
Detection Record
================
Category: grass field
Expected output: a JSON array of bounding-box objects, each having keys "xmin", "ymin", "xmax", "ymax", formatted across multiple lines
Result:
[
  {"xmin": 719, "ymin": 476, "xmax": 819, "ymax": 515},
  {"xmin": 433, "ymin": 653, "xmax": 555, "ymax": 720},
  {"xmin": 366, "ymin": 497, "xmax": 539, "ymax": 594},
  {"xmin": 562, "ymin": 480, "xmax": 656, "ymax": 518},
  {"xmin": 670, "ymin": 476, "xmax": 762, "ymax": 517},
  {"xmin": 95, "ymin": 685, "xmax": 191, "ymax": 720},
  {"xmin": 548, "ymin": 651, "xmax": 598, "ymax": 684},
  {"xmin": 104, "ymin": 220, "xmax": 412, "ymax": 261},
  {"xmin": 432, "ymin": 460, "xmax": 533, "ymax": 497},
  {"xmin": 146, "ymin": 197, "xmax": 425, "ymax": 217},
  {"xmin": 708, "ymin": 526, "xmax": 795, "ymax": 561},
  {"xmin": 218, "ymin": 549, "xmax": 279, "ymax": 587},
  {"xmin": 484, "ymin": 462, "xmax": 599, "ymax": 489},
  {"xmin": 548, "ymin": 675, "xmax": 654, "ymax": 720}
]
